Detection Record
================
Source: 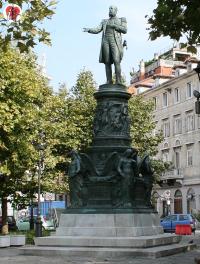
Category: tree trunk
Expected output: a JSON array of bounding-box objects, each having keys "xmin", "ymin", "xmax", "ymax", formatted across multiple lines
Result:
[{"xmin": 1, "ymin": 197, "xmax": 8, "ymax": 235}]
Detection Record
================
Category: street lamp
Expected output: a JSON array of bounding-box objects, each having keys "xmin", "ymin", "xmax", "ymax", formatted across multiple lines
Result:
[
  {"xmin": 32, "ymin": 131, "xmax": 46, "ymax": 237},
  {"xmin": 194, "ymin": 62, "xmax": 200, "ymax": 115}
]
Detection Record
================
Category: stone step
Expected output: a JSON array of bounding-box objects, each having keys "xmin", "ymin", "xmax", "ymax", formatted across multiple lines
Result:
[
  {"xmin": 35, "ymin": 234, "xmax": 181, "ymax": 248},
  {"xmin": 20, "ymin": 243, "xmax": 196, "ymax": 259}
]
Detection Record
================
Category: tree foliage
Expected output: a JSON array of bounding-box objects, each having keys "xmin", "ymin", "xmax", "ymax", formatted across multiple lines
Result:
[
  {"xmin": 36, "ymin": 70, "xmax": 96, "ymax": 193},
  {"xmin": 146, "ymin": 0, "xmax": 200, "ymax": 52},
  {"xmin": 69, "ymin": 69, "xmax": 97, "ymax": 151},
  {"xmin": 0, "ymin": 46, "xmax": 50, "ymax": 182},
  {"xmin": 0, "ymin": 0, "xmax": 56, "ymax": 52},
  {"xmin": 0, "ymin": 60, "xmax": 96, "ymax": 220},
  {"xmin": 0, "ymin": 46, "xmax": 52, "ymax": 233},
  {"xmin": 129, "ymin": 95, "xmax": 168, "ymax": 181}
]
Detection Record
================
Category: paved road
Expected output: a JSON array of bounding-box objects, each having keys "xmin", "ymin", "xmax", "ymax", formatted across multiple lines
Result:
[
  {"xmin": 0, "ymin": 248, "xmax": 200, "ymax": 264},
  {"xmin": 0, "ymin": 232, "xmax": 200, "ymax": 264}
]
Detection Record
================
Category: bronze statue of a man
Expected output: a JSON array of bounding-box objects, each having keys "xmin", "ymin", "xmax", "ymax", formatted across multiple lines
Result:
[{"xmin": 83, "ymin": 6, "xmax": 127, "ymax": 84}]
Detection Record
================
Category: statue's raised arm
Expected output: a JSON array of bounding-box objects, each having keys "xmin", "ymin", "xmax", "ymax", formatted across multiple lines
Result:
[
  {"xmin": 83, "ymin": 23, "xmax": 103, "ymax": 34},
  {"xmin": 83, "ymin": 5, "xmax": 127, "ymax": 85},
  {"xmin": 83, "ymin": 28, "xmax": 89, "ymax": 32}
]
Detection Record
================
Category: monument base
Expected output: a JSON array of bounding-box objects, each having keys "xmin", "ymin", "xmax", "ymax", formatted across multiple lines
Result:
[
  {"xmin": 55, "ymin": 213, "xmax": 163, "ymax": 237},
  {"xmin": 21, "ymin": 213, "xmax": 196, "ymax": 259}
]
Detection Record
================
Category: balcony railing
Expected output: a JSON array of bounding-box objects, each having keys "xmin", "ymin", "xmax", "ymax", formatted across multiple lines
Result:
[{"xmin": 161, "ymin": 168, "xmax": 183, "ymax": 180}]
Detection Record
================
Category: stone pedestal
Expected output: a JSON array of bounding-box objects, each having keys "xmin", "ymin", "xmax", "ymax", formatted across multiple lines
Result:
[
  {"xmin": 55, "ymin": 213, "xmax": 163, "ymax": 237},
  {"xmin": 21, "ymin": 212, "xmax": 196, "ymax": 259},
  {"xmin": 34, "ymin": 213, "xmax": 177, "ymax": 249}
]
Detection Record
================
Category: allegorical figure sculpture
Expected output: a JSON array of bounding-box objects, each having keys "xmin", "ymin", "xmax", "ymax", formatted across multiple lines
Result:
[
  {"xmin": 83, "ymin": 5, "xmax": 127, "ymax": 84},
  {"xmin": 68, "ymin": 150, "xmax": 83, "ymax": 207},
  {"xmin": 139, "ymin": 155, "xmax": 154, "ymax": 206},
  {"xmin": 117, "ymin": 148, "xmax": 138, "ymax": 207}
]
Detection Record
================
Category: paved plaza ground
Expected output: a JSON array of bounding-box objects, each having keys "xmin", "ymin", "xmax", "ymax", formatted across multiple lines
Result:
[
  {"xmin": 1, "ymin": 248, "xmax": 200, "ymax": 264},
  {"xmin": 1, "ymin": 232, "xmax": 200, "ymax": 264}
]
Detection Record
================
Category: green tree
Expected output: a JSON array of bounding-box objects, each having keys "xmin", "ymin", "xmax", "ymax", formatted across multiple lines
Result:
[
  {"xmin": 0, "ymin": 65, "xmax": 96, "ymax": 235},
  {"xmin": 129, "ymin": 96, "xmax": 161, "ymax": 155},
  {"xmin": 146, "ymin": 0, "xmax": 200, "ymax": 53},
  {"xmin": 38, "ymin": 69, "xmax": 96, "ymax": 194},
  {"xmin": 0, "ymin": 0, "xmax": 56, "ymax": 52},
  {"xmin": 69, "ymin": 69, "xmax": 97, "ymax": 151},
  {"xmin": 129, "ymin": 95, "xmax": 168, "ymax": 181},
  {"xmin": 0, "ymin": 46, "xmax": 51, "ymax": 234}
]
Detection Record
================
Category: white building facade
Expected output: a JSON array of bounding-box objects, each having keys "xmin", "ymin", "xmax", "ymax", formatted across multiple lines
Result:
[{"xmin": 142, "ymin": 68, "xmax": 200, "ymax": 217}]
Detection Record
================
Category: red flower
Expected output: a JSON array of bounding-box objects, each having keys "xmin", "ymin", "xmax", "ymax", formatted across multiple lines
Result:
[{"xmin": 5, "ymin": 5, "xmax": 21, "ymax": 21}]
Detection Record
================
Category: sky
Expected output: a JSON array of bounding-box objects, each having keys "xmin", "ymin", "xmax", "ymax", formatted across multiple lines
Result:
[{"xmin": 35, "ymin": 0, "xmax": 173, "ymax": 91}]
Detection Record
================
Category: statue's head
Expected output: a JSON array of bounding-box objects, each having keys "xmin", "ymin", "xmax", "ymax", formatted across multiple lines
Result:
[
  {"xmin": 124, "ymin": 148, "xmax": 133, "ymax": 158},
  {"xmin": 70, "ymin": 150, "xmax": 78, "ymax": 158},
  {"xmin": 124, "ymin": 148, "xmax": 138, "ymax": 158},
  {"xmin": 109, "ymin": 5, "xmax": 118, "ymax": 17}
]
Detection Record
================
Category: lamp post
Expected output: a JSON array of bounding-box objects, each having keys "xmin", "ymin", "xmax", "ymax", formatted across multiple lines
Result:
[
  {"xmin": 33, "ymin": 131, "xmax": 46, "ymax": 237},
  {"xmin": 194, "ymin": 62, "xmax": 200, "ymax": 115}
]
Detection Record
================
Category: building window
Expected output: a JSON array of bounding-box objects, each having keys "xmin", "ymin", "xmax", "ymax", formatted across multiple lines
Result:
[
  {"xmin": 174, "ymin": 88, "xmax": 180, "ymax": 103},
  {"xmin": 163, "ymin": 92, "xmax": 168, "ymax": 107},
  {"xmin": 186, "ymin": 145, "xmax": 193, "ymax": 167},
  {"xmin": 186, "ymin": 82, "xmax": 192, "ymax": 98},
  {"xmin": 162, "ymin": 149, "xmax": 169, "ymax": 162},
  {"xmin": 153, "ymin": 96, "xmax": 158, "ymax": 110},
  {"xmin": 173, "ymin": 115, "xmax": 182, "ymax": 135},
  {"xmin": 185, "ymin": 111, "xmax": 195, "ymax": 132},
  {"xmin": 174, "ymin": 149, "xmax": 181, "ymax": 169},
  {"xmin": 175, "ymin": 139, "xmax": 181, "ymax": 147},
  {"xmin": 163, "ymin": 142, "xmax": 169, "ymax": 149},
  {"xmin": 162, "ymin": 118, "xmax": 170, "ymax": 137}
]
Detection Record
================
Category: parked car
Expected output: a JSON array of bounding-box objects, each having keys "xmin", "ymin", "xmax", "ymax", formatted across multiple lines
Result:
[
  {"xmin": 0, "ymin": 216, "xmax": 18, "ymax": 231},
  {"xmin": 17, "ymin": 215, "xmax": 55, "ymax": 231},
  {"xmin": 160, "ymin": 214, "xmax": 197, "ymax": 233},
  {"xmin": 16, "ymin": 216, "xmax": 30, "ymax": 231}
]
